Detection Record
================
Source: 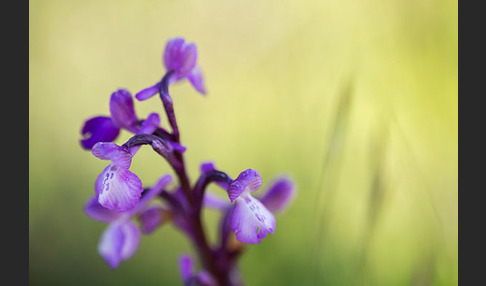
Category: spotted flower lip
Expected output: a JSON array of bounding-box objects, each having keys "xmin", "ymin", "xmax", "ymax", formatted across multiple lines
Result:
[{"xmin": 92, "ymin": 142, "xmax": 143, "ymax": 212}]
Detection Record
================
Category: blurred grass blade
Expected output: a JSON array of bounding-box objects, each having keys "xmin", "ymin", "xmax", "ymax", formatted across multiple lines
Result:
[{"xmin": 310, "ymin": 78, "xmax": 354, "ymax": 279}]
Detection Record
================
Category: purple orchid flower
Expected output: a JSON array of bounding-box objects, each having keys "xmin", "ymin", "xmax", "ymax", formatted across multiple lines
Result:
[
  {"xmin": 91, "ymin": 113, "xmax": 162, "ymax": 212},
  {"xmin": 227, "ymin": 169, "xmax": 276, "ymax": 244},
  {"xmin": 80, "ymin": 89, "xmax": 139, "ymax": 150},
  {"xmin": 135, "ymin": 37, "xmax": 206, "ymax": 101},
  {"xmin": 92, "ymin": 142, "xmax": 143, "ymax": 212},
  {"xmin": 84, "ymin": 174, "xmax": 173, "ymax": 269},
  {"xmin": 200, "ymin": 162, "xmax": 296, "ymax": 244},
  {"xmin": 228, "ymin": 173, "xmax": 295, "ymax": 244},
  {"xmin": 201, "ymin": 162, "xmax": 296, "ymax": 212}
]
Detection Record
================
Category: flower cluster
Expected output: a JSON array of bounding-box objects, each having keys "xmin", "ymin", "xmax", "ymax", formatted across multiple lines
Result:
[{"xmin": 80, "ymin": 37, "xmax": 296, "ymax": 285}]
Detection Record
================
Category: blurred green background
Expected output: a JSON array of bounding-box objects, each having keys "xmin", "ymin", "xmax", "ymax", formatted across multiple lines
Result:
[{"xmin": 29, "ymin": 0, "xmax": 457, "ymax": 285}]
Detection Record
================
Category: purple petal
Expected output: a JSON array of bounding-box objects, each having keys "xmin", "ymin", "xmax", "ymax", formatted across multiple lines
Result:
[
  {"xmin": 135, "ymin": 82, "xmax": 160, "ymax": 101},
  {"xmin": 200, "ymin": 162, "xmax": 216, "ymax": 174},
  {"xmin": 137, "ymin": 113, "xmax": 160, "ymax": 137},
  {"xmin": 98, "ymin": 223, "xmax": 124, "ymax": 269},
  {"xmin": 109, "ymin": 89, "xmax": 138, "ymax": 132},
  {"xmin": 98, "ymin": 221, "xmax": 140, "ymax": 269},
  {"xmin": 196, "ymin": 270, "xmax": 217, "ymax": 286},
  {"xmin": 119, "ymin": 221, "xmax": 141, "ymax": 260},
  {"xmin": 138, "ymin": 206, "xmax": 167, "ymax": 234},
  {"xmin": 164, "ymin": 38, "xmax": 198, "ymax": 77},
  {"xmin": 227, "ymin": 169, "xmax": 262, "ymax": 203},
  {"xmin": 92, "ymin": 142, "xmax": 132, "ymax": 169},
  {"xmin": 131, "ymin": 174, "xmax": 173, "ymax": 214},
  {"xmin": 231, "ymin": 194, "xmax": 275, "ymax": 244},
  {"xmin": 84, "ymin": 196, "xmax": 122, "ymax": 223},
  {"xmin": 258, "ymin": 177, "xmax": 296, "ymax": 214},
  {"xmin": 80, "ymin": 116, "xmax": 120, "ymax": 150},
  {"xmin": 129, "ymin": 113, "xmax": 161, "ymax": 156},
  {"xmin": 178, "ymin": 254, "xmax": 194, "ymax": 281},
  {"xmin": 170, "ymin": 141, "xmax": 187, "ymax": 153},
  {"xmin": 187, "ymin": 66, "xmax": 206, "ymax": 95},
  {"xmin": 97, "ymin": 164, "xmax": 143, "ymax": 212},
  {"xmin": 203, "ymin": 191, "xmax": 231, "ymax": 210}
]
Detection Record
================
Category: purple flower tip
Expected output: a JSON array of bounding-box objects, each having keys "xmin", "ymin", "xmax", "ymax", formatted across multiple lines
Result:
[
  {"xmin": 200, "ymin": 161, "xmax": 216, "ymax": 174},
  {"xmin": 80, "ymin": 116, "xmax": 120, "ymax": 150},
  {"xmin": 228, "ymin": 169, "xmax": 262, "ymax": 203},
  {"xmin": 259, "ymin": 177, "xmax": 296, "ymax": 213},
  {"xmin": 178, "ymin": 254, "xmax": 194, "ymax": 281},
  {"xmin": 135, "ymin": 82, "xmax": 159, "ymax": 101},
  {"xmin": 164, "ymin": 37, "xmax": 198, "ymax": 78},
  {"xmin": 98, "ymin": 221, "xmax": 141, "ymax": 269},
  {"xmin": 109, "ymin": 89, "xmax": 138, "ymax": 131}
]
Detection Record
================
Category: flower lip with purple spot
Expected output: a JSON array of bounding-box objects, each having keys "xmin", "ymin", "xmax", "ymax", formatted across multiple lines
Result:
[
  {"xmin": 91, "ymin": 142, "xmax": 143, "ymax": 213},
  {"xmin": 230, "ymin": 194, "xmax": 276, "ymax": 244},
  {"xmin": 227, "ymin": 169, "xmax": 276, "ymax": 244}
]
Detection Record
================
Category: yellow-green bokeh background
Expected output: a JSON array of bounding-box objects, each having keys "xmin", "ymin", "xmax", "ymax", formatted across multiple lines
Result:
[{"xmin": 29, "ymin": 0, "xmax": 457, "ymax": 285}]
